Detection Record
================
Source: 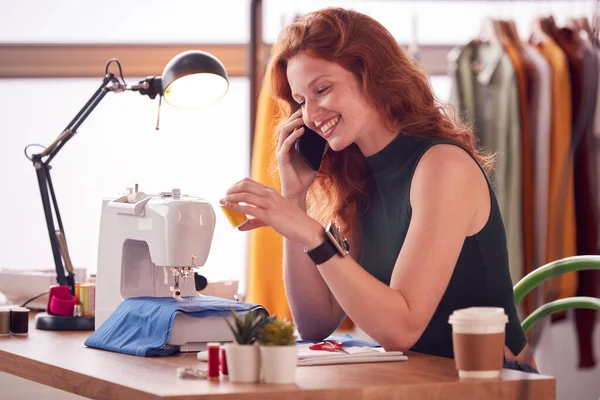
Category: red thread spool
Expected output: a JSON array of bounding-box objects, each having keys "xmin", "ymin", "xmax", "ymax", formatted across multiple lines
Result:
[
  {"xmin": 220, "ymin": 345, "xmax": 228, "ymax": 376},
  {"xmin": 207, "ymin": 342, "xmax": 220, "ymax": 380}
]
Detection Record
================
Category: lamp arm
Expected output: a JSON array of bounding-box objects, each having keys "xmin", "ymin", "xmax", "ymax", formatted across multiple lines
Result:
[
  {"xmin": 44, "ymin": 74, "xmax": 120, "ymax": 164},
  {"xmin": 29, "ymin": 73, "xmax": 121, "ymax": 295}
]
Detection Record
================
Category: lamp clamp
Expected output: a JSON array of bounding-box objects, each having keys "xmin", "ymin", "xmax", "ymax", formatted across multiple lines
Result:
[{"xmin": 130, "ymin": 76, "xmax": 163, "ymax": 100}]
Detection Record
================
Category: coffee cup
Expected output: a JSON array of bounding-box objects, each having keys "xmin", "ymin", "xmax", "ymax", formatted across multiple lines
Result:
[
  {"xmin": 448, "ymin": 307, "xmax": 508, "ymax": 379},
  {"xmin": 220, "ymin": 206, "xmax": 248, "ymax": 229}
]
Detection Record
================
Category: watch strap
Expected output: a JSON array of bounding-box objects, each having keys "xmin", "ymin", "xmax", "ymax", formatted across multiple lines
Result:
[{"xmin": 305, "ymin": 238, "xmax": 339, "ymax": 265}]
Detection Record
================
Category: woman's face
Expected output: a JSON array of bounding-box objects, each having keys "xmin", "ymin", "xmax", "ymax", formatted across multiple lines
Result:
[{"xmin": 286, "ymin": 54, "xmax": 379, "ymax": 152}]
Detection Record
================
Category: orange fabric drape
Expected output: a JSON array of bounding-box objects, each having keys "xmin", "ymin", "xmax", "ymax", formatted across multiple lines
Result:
[
  {"xmin": 245, "ymin": 70, "xmax": 292, "ymax": 321},
  {"xmin": 245, "ymin": 71, "xmax": 355, "ymax": 330}
]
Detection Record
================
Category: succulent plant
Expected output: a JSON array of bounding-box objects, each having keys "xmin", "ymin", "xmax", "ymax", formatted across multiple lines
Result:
[
  {"xmin": 223, "ymin": 308, "xmax": 267, "ymax": 345},
  {"xmin": 258, "ymin": 317, "xmax": 297, "ymax": 346}
]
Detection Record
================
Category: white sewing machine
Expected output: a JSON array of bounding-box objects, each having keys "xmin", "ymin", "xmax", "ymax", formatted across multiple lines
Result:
[{"xmin": 95, "ymin": 185, "xmax": 236, "ymax": 351}]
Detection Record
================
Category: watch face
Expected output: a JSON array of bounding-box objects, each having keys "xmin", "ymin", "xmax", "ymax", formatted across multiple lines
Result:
[{"xmin": 326, "ymin": 222, "xmax": 350, "ymax": 256}]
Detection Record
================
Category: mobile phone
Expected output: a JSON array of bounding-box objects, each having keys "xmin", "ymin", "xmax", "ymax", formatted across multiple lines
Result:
[{"xmin": 295, "ymin": 125, "xmax": 327, "ymax": 171}]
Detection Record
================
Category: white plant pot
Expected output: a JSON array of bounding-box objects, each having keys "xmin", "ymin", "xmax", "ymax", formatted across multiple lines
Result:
[
  {"xmin": 224, "ymin": 343, "xmax": 261, "ymax": 383},
  {"xmin": 259, "ymin": 345, "xmax": 298, "ymax": 384}
]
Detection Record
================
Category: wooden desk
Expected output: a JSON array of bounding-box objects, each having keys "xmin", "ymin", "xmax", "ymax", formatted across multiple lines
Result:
[{"xmin": 0, "ymin": 319, "xmax": 555, "ymax": 400}]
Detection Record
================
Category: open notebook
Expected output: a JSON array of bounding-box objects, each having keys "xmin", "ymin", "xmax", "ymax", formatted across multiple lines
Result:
[
  {"xmin": 198, "ymin": 335, "xmax": 408, "ymax": 366},
  {"xmin": 296, "ymin": 344, "xmax": 408, "ymax": 366}
]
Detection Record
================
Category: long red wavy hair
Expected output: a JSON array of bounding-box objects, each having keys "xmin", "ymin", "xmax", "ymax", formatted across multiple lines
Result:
[{"xmin": 269, "ymin": 8, "xmax": 491, "ymax": 231}]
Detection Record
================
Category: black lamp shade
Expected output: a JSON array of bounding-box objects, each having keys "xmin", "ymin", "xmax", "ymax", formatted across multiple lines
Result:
[{"xmin": 161, "ymin": 50, "xmax": 229, "ymax": 108}]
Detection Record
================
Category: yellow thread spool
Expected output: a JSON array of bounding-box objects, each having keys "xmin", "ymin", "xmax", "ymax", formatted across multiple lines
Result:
[
  {"xmin": 220, "ymin": 206, "xmax": 248, "ymax": 228},
  {"xmin": 0, "ymin": 310, "xmax": 10, "ymax": 336},
  {"xmin": 79, "ymin": 283, "xmax": 96, "ymax": 317}
]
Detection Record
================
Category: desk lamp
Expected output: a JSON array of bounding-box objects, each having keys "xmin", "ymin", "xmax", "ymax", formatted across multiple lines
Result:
[{"xmin": 24, "ymin": 50, "xmax": 229, "ymax": 330}]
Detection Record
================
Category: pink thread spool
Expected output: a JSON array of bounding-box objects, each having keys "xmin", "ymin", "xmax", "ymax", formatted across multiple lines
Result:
[{"xmin": 47, "ymin": 286, "xmax": 76, "ymax": 316}]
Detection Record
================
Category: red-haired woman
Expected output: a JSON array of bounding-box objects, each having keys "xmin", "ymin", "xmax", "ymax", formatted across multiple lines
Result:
[{"xmin": 222, "ymin": 7, "xmax": 537, "ymax": 372}]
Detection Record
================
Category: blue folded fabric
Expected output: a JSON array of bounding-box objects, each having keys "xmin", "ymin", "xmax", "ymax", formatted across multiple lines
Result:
[
  {"xmin": 296, "ymin": 333, "xmax": 380, "ymax": 348},
  {"xmin": 84, "ymin": 296, "xmax": 266, "ymax": 357}
]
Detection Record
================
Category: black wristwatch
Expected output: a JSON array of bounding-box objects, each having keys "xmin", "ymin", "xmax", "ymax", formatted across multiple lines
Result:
[{"xmin": 305, "ymin": 221, "xmax": 350, "ymax": 265}]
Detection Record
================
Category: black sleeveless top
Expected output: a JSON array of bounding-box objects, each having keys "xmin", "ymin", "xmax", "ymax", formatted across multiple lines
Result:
[{"xmin": 358, "ymin": 133, "xmax": 526, "ymax": 359}]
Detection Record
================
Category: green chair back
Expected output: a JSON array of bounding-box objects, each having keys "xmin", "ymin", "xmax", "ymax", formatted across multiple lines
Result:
[{"xmin": 513, "ymin": 256, "xmax": 600, "ymax": 333}]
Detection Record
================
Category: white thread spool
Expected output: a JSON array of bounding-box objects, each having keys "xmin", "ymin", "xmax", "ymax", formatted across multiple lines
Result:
[{"xmin": 125, "ymin": 184, "xmax": 146, "ymax": 203}]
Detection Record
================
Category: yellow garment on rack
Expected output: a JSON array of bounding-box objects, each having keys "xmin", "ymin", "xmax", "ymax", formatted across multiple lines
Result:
[
  {"xmin": 245, "ymin": 71, "xmax": 291, "ymax": 321},
  {"xmin": 532, "ymin": 36, "xmax": 578, "ymax": 302}
]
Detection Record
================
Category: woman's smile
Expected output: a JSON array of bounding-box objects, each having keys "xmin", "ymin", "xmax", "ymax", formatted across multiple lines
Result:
[{"xmin": 317, "ymin": 115, "xmax": 341, "ymax": 139}]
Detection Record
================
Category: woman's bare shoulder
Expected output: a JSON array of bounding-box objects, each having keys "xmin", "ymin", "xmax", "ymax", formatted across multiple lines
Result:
[{"xmin": 411, "ymin": 143, "xmax": 489, "ymax": 235}]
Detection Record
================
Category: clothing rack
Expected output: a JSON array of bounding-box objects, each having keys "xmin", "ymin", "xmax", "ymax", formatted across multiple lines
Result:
[{"xmin": 247, "ymin": 0, "xmax": 600, "ymax": 153}]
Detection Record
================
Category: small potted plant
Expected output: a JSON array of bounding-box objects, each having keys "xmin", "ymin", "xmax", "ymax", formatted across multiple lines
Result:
[
  {"xmin": 257, "ymin": 316, "xmax": 298, "ymax": 384},
  {"xmin": 223, "ymin": 308, "xmax": 266, "ymax": 383}
]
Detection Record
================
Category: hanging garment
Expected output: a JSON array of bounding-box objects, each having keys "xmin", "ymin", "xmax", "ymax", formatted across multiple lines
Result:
[
  {"xmin": 530, "ymin": 30, "xmax": 578, "ymax": 303},
  {"xmin": 550, "ymin": 27, "xmax": 586, "ymax": 325},
  {"xmin": 449, "ymin": 41, "xmax": 478, "ymax": 135},
  {"xmin": 573, "ymin": 38, "xmax": 599, "ymax": 369},
  {"xmin": 553, "ymin": 30, "xmax": 598, "ymax": 349},
  {"xmin": 566, "ymin": 35, "xmax": 599, "ymax": 259},
  {"xmin": 588, "ymin": 46, "xmax": 600, "ymax": 365},
  {"xmin": 449, "ymin": 41, "xmax": 524, "ymax": 286},
  {"xmin": 245, "ymin": 69, "xmax": 291, "ymax": 321},
  {"xmin": 595, "ymin": 48, "xmax": 600, "ymax": 251},
  {"xmin": 524, "ymin": 45, "xmax": 551, "ymax": 283},
  {"xmin": 585, "ymin": 42, "xmax": 600, "ymax": 216},
  {"xmin": 502, "ymin": 38, "xmax": 536, "ymax": 316},
  {"xmin": 523, "ymin": 44, "xmax": 552, "ymax": 345}
]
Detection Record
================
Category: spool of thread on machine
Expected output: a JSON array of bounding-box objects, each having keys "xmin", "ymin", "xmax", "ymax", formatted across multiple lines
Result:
[
  {"xmin": 10, "ymin": 307, "xmax": 29, "ymax": 335},
  {"xmin": 125, "ymin": 185, "xmax": 146, "ymax": 204},
  {"xmin": 207, "ymin": 342, "xmax": 221, "ymax": 381},
  {"xmin": 0, "ymin": 309, "xmax": 10, "ymax": 336}
]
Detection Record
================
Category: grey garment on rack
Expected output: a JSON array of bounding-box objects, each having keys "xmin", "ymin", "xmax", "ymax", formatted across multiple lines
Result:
[
  {"xmin": 448, "ymin": 41, "xmax": 524, "ymax": 286},
  {"xmin": 525, "ymin": 45, "xmax": 551, "ymax": 273},
  {"xmin": 448, "ymin": 42, "xmax": 478, "ymax": 135}
]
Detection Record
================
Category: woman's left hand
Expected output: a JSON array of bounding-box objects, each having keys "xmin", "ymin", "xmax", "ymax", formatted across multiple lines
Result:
[{"xmin": 221, "ymin": 178, "xmax": 323, "ymax": 247}]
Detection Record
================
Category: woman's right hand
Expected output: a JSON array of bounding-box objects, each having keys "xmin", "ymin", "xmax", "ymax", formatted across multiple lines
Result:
[{"xmin": 276, "ymin": 108, "xmax": 318, "ymax": 201}]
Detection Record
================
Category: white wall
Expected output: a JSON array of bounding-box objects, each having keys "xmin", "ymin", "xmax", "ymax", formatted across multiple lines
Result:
[
  {"xmin": 0, "ymin": 77, "xmax": 250, "ymax": 286},
  {"xmin": 0, "ymin": 0, "xmax": 254, "ymax": 284},
  {"xmin": 535, "ymin": 316, "xmax": 600, "ymax": 400}
]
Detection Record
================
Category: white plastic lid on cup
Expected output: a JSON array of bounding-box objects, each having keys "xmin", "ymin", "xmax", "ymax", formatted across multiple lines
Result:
[{"xmin": 448, "ymin": 307, "xmax": 508, "ymax": 334}]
